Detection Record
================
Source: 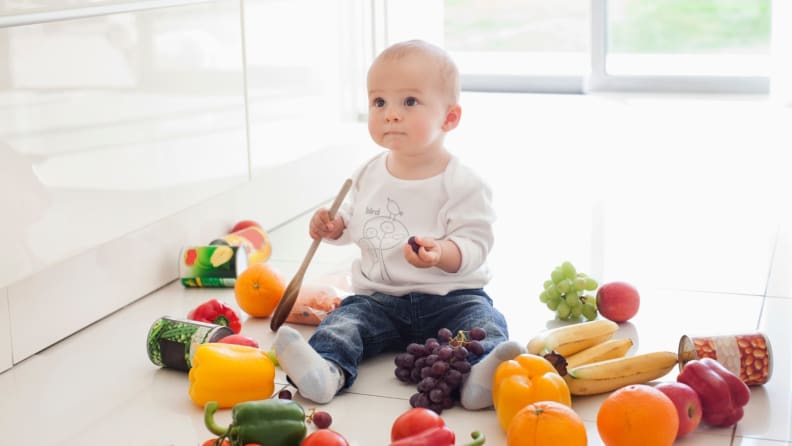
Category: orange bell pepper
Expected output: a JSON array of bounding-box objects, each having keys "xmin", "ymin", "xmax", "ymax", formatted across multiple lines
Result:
[
  {"xmin": 492, "ymin": 353, "xmax": 572, "ymax": 431},
  {"xmin": 189, "ymin": 343, "xmax": 275, "ymax": 408}
]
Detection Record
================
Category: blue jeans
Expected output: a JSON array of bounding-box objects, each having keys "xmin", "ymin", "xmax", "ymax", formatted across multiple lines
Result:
[{"xmin": 308, "ymin": 288, "xmax": 509, "ymax": 391}]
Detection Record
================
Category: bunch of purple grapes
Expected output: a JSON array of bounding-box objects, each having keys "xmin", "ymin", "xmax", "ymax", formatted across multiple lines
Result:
[{"xmin": 393, "ymin": 327, "xmax": 487, "ymax": 414}]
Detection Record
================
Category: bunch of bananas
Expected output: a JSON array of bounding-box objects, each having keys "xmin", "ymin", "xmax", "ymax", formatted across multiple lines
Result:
[{"xmin": 527, "ymin": 320, "xmax": 678, "ymax": 396}]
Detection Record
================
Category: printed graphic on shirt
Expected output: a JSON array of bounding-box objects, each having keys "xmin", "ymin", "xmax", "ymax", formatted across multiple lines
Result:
[{"xmin": 360, "ymin": 197, "xmax": 408, "ymax": 282}]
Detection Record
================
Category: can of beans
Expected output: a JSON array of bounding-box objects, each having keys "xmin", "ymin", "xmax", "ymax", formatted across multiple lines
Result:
[
  {"xmin": 678, "ymin": 332, "xmax": 773, "ymax": 385},
  {"xmin": 179, "ymin": 245, "xmax": 248, "ymax": 288},
  {"xmin": 146, "ymin": 316, "xmax": 233, "ymax": 371}
]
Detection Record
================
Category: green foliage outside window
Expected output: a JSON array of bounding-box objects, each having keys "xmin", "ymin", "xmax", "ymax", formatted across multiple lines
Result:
[
  {"xmin": 444, "ymin": 0, "xmax": 771, "ymax": 54},
  {"xmin": 609, "ymin": 0, "xmax": 771, "ymax": 53}
]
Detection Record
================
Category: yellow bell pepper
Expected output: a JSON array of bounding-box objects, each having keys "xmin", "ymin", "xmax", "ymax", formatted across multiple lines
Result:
[
  {"xmin": 188, "ymin": 343, "xmax": 275, "ymax": 408},
  {"xmin": 493, "ymin": 353, "xmax": 572, "ymax": 432}
]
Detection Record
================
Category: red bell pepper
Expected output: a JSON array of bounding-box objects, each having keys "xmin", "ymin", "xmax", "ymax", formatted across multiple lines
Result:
[
  {"xmin": 677, "ymin": 357, "xmax": 750, "ymax": 427},
  {"xmin": 188, "ymin": 299, "xmax": 242, "ymax": 333},
  {"xmin": 389, "ymin": 408, "xmax": 486, "ymax": 446}
]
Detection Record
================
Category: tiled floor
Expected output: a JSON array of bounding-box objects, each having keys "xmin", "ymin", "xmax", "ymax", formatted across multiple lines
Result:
[{"xmin": 1, "ymin": 93, "xmax": 790, "ymax": 445}]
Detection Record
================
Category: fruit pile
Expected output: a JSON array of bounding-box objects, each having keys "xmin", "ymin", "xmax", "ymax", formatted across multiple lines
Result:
[
  {"xmin": 186, "ymin": 227, "xmax": 758, "ymax": 446},
  {"xmin": 393, "ymin": 327, "xmax": 487, "ymax": 414},
  {"xmin": 526, "ymin": 319, "xmax": 678, "ymax": 397}
]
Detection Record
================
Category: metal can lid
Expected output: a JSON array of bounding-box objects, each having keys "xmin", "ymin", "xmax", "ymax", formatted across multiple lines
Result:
[
  {"xmin": 677, "ymin": 334, "xmax": 697, "ymax": 373},
  {"xmin": 235, "ymin": 245, "xmax": 249, "ymax": 277}
]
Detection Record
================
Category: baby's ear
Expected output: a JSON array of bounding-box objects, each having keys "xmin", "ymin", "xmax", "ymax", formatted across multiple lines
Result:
[{"xmin": 442, "ymin": 104, "xmax": 462, "ymax": 131}]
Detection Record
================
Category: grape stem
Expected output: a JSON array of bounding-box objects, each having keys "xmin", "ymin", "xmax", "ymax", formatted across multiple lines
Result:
[{"xmin": 306, "ymin": 407, "xmax": 316, "ymax": 424}]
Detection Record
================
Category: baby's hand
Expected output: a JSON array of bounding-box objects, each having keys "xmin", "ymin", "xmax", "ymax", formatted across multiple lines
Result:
[
  {"xmin": 404, "ymin": 236, "xmax": 441, "ymax": 268},
  {"xmin": 309, "ymin": 208, "xmax": 345, "ymax": 241}
]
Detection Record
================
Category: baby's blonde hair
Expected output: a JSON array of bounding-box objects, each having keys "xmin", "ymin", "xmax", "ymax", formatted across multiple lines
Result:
[{"xmin": 372, "ymin": 40, "xmax": 460, "ymax": 103}]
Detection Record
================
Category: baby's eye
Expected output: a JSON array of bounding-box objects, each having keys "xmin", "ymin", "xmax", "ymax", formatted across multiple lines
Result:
[
  {"xmin": 404, "ymin": 97, "xmax": 418, "ymax": 106},
  {"xmin": 372, "ymin": 97, "xmax": 385, "ymax": 108}
]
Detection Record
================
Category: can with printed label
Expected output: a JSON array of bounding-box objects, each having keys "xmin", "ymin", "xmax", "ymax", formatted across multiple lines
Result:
[
  {"xmin": 146, "ymin": 316, "xmax": 233, "ymax": 371},
  {"xmin": 179, "ymin": 245, "xmax": 248, "ymax": 288},
  {"xmin": 678, "ymin": 332, "xmax": 772, "ymax": 386}
]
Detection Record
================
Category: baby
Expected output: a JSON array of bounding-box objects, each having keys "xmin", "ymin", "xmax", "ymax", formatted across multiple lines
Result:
[{"xmin": 273, "ymin": 39, "xmax": 525, "ymax": 410}]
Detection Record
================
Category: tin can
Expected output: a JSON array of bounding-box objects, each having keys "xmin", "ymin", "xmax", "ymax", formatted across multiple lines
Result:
[
  {"xmin": 146, "ymin": 316, "xmax": 233, "ymax": 371},
  {"xmin": 678, "ymin": 332, "xmax": 773, "ymax": 385},
  {"xmin": 179, "ymin": 245, "xmax": 248, "ymax": 288}
]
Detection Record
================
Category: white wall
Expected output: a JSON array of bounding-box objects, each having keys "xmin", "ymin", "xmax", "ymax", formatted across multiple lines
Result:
[{"xmin": 0, "ymin": 0, "xmax": 371, "ymax": 370}]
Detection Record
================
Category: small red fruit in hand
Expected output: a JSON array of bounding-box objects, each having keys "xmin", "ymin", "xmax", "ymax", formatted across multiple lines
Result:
[
  {"xmin": 596, "ymin": 281, "xmax": 640, "ymax": 322},
  {"xmin": 407, "ymin": 236, "xmax": 421, "ymax": 253}
]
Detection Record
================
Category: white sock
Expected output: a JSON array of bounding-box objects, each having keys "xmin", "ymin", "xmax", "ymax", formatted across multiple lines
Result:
[
  {"xmin": 460, "ymin": 340, "xmax": 527, "ymax": 410},
  {"xmin": 272, "ymin": 326, "xmax": 344, "ymax": 404}
]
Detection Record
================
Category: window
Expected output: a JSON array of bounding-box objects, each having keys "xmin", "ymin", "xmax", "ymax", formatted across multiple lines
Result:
[{"xmin": 385, "ymin": 0, "xmax": 774, "ymax": 93}]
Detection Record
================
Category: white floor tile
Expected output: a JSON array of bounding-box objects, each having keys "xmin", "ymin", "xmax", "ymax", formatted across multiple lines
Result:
[{"xmin": 737, "ymin": 297, "xmax": 792, "ymax": 443}]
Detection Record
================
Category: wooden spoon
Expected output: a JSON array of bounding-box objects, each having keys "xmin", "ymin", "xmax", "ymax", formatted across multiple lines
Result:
[{"xmin": 270, "ymin": 178, "xmax": 353, "ymax": 331}]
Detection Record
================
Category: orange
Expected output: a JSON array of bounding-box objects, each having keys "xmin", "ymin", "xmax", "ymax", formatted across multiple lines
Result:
[
  {"xmin": 597, "ymin": 384, "xmax": 678, "ymax": 446},
  {"xmin": 234, "ymin": 263, "xmax": 285, "ymax": 317},
  {"xmin": 506, "ymin": 401, "xmax": 587, "ymax": 446}
]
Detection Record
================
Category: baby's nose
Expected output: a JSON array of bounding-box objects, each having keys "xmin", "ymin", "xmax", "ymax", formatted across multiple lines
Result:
[{"xmin": 385, "ymin": 107, "xmax": 401, "ymax": 122}]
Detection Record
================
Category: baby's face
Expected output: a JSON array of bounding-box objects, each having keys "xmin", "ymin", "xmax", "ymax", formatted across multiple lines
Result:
[{"xmin": 367, "ymin": 52, "xmax": 454, "ymax": 156}]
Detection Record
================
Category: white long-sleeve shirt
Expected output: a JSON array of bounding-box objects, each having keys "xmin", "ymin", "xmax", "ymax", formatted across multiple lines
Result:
[{"xmin": 330, "ymin": 153, "xmax": 495, "ymax": 296}]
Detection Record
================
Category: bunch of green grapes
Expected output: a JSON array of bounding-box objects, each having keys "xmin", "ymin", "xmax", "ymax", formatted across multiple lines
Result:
[{"xmin": 539, "ymin": 261, "xmax": 599, "ymax": 321}]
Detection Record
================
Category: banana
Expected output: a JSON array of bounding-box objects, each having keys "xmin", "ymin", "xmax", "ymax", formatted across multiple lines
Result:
[
  {"xmin": 564, "ymin": 337, "xmax": 634, "ymax": 369},
  {"xmin": 564, "ymin": 351, "xmax": 679, "ymax": 396},
  {"xmin": 527, "ymin": 319, "xmax": 619, "ymax": 357}
]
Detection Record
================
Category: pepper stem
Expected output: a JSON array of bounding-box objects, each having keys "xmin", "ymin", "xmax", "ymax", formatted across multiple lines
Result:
[
  {"xmin": 463, "ymin": 430, "xmax": 486, "ymax": 446},
  {"xmin": 204, "ymin": 401, "xmax": 228, "ymax": 436}
]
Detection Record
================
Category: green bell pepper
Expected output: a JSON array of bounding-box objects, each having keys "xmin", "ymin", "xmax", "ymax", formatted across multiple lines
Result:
[{"xmin": 204, "ymin": 399, "xmax": 307, "ymax": 446}]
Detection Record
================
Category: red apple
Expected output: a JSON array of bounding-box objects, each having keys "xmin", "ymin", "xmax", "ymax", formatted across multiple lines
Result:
[
  {"xmin": 596, "ymin": 281, "xmax": 640, "ymax": 322},
  {"xmin": 656, "ymin": 382, "xmax": 703, "ymax": 438},
  {"xmin": 231, "ymin": 219, "xmax": 261, "ymax": 233}
]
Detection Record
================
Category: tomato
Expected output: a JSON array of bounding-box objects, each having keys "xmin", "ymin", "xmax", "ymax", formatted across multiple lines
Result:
[
  {"xmin": 301, "ymin": 429, "xmax": 350, "ymax": 446},
  {"xmin": 231, "ymin": 220, "xmax": 262, "ymax": 233},
  {"xmin": 217, "ymin": 334, "xmax": 260, "ymax": 348},
  {"xmin": 390, "ymin": 408, "xmax": 446, "ymax": 441}
]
